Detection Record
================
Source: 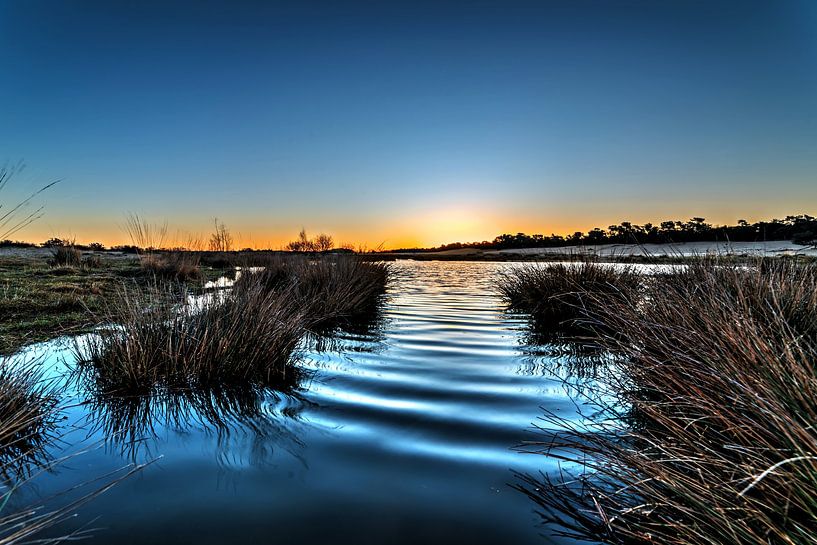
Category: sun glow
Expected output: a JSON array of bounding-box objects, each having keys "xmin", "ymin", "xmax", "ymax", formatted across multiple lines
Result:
[{"xmin": 408, "ymin": 206, "xmax": 499, "ymax": 247}]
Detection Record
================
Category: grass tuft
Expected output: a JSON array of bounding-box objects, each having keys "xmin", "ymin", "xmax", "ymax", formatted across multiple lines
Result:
[
  {"xmin": 138, "ymin": 252, "xmax": 201, "ymax": 282},
  {"xmin": 235, "ymin": 255, "xmax": 390, "ymax": 332},
  {"xmin": 0, "ymin": 356, "xmax": 57, "ymax": 478},
  {"xmin": 76, "ymin": 275, "xmax": 311, "ymax": 394},
  {"xmin": 498, "ymin": 261, "xmax": 639, "ymax": 340},
  {"xmin": 48, "ymin": 245, "xmax": 82, "ymax": 268},
  {"xmin": 517, "ymin": 258, "xmax": 817, "ymax": 545}
]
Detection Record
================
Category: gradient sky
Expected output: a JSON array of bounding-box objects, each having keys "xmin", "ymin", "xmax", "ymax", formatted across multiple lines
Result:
[{"xmin": 1, "ymin": 0, "xmax": 816, "ymax": 248}]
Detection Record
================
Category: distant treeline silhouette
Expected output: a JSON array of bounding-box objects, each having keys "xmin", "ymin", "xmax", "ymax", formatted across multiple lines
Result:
[{"xmin": 393, "ymin": 215, "xmax": 817, "ymax": 252}]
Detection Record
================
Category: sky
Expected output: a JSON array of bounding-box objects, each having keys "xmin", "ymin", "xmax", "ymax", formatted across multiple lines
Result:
[{"xmin": 1, "ymin": 0, "xmax": 816, "ymax": 249}]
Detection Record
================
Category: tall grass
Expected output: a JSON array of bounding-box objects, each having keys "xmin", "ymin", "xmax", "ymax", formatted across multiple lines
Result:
[
  {"xmin": 517, "ymin": 258, "xmax": 817, "ymax": 545},
  {"xmin": 139, "ymin": 252, "xmax": 202, "ymax": 281},
  {"xmin": 498, "ymin": 261, "xmax": 639, "ymax": 340},
  {"xmin": 122, "ymin": 214, "xmax": 202, "ymax": 281},
  {"xmin": 0, "ymin": 163, "xmax": 59, "ymax": 240},
  {"xmin": 76, "ymin": 255, "xmax": 389, "ymax": 393},
  {"xmin": 235, "ymin": 255, "xmax": 390, "ymax": 332},
  {"xmin": 76, "ymin": 275, "xmax": 311, "ymax": 394},
  {"xmin": 48, "ymin": 245, "xmax": 82, "ymax": 268}
]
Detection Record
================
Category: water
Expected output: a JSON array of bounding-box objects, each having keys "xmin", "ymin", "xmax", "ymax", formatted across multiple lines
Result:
[{"xmin": 17, "ymin": 261, "xmax": 601, "ymax": 545}]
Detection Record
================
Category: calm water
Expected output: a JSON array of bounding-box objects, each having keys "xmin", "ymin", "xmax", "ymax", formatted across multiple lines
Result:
[{"xmin": 18, "ymin": 261, "xmax": 599, "ymax": 545}]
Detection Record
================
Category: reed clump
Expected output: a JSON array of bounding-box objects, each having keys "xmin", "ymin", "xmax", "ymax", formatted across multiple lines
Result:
[
  {"xmin": 498, "ymin": 261, "xmax": 639, "ymax": 339},
  {"xmin": 519, "ymin": 258, "xmax": 817, "ymax": 545},
  {"xmin": 76, "ymin": 275, "xmax": 310, "ymax": 394},
  {"xmin": 48, "ymin": 245, "xmax": 82, "ymax": 268},
  {"xmin": 235, "ymin": 255, "xmax": 390, "ymax": 331},
  {"xmin": 139, "ymin": 252, "xmax": 202, "ymax": 282}
]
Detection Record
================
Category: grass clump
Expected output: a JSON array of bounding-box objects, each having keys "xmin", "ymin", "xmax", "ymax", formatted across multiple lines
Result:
[
  {"xmin": 48, "ymin": 245, "xmax": 82, "ymax": 268},
  {"xmin": 138, "ymin": 252, "xmax": 201, "ymax": 282},
  {"xmin": 518, "ymin": 258, "xmax": 817, "ymax": 545},
  {"xmin": 498, "ymin": 261, "xmax": 639, "ymax": 340},
  {"xmin": 235, "ymin": 255, "xmax": 390, "ymax": 332},
  {"xmin": 76, "ymin": 275, "xmax": 311, "ymax": 394}
]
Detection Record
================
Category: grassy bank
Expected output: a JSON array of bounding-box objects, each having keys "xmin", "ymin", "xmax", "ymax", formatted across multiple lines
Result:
[
  {"xmin": 0, "ymin": 250, "xmax": 237, "ymax": 355},
  {"xmin": 0, "ymin": 255, "xmax": 144, "ymax": 354},
  {"xmin": 506, "ymin": 258, "xmax": 817, "ymax": 544}
]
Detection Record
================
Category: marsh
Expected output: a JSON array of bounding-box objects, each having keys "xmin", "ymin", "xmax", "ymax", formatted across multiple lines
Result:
[{"xmin": 5, "ymin": 261, "xmax": 601, "ymax": 544}]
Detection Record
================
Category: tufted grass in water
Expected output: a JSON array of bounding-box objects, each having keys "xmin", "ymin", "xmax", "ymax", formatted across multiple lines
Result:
[
  {"xmin": 234, "ymin": 255, "xmax": 391, "ymax": 332},
  {"xmin": 518, "ymin": 258, "xmax": 817, "ymax": 545},
  {"xmin": 76, "ymin": 274, "xmax": 311, "ymax": 394},
  {"xmin": 498, "ymin": 261, "xmax": 640, "ymax": 340}
]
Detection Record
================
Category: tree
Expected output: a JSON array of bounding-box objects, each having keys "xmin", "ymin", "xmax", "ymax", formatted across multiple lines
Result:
[
  {"xmin": 314, "ymin": 233, "xmax": 334, "ymax": 252},
  {"xmin": 209, "ymin": 218, "xmax": 233, "ymax": 252},
  {"xmin": 286, "ymin": 228, "xmax": 316, "ymax": 252}
]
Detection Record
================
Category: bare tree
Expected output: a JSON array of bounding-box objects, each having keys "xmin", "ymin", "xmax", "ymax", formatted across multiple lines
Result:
[
  {"xmin": 286, "ymin": 228, "xmax": 315, "ymax": 252},
  {"xmin": 208, "ymin": 218, "xmax": 233, "ymax": 252},
  {"xmin": 314, "ymin": 233, "xmax": 334, "ymax": 252}
]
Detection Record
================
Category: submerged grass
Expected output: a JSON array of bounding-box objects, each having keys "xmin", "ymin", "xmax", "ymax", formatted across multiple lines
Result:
[
  {"xmin": 517, "ymin": 258, "xmax": 817, "ymax": 545},
  {"xmin": 0, "ymin": 355, "xmax": 145, "ymax": 545}
]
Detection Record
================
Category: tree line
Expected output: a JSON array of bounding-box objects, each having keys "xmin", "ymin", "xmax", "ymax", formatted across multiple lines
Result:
[{"xmin": 395, "ymin": 215, "xmax": 817, "ymax": 252}]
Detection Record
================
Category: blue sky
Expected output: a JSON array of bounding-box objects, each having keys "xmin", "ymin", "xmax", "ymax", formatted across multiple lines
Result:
[{"xmin": 1, "ymin": 0, "xmax": 816, "ymax": 247}]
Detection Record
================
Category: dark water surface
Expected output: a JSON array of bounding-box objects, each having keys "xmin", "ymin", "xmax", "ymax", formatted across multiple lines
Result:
[{"xmin": 22, "ymin": 261, "xmax": 595, "ymax": 545}]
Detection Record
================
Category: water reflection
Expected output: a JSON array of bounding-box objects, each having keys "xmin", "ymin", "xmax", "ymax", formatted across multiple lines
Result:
[
  {"xmin": 0, "ymin": 354, "xmax": 59, "ymax": 483},
  {"xmin": 82, "ymin": 378, "xmax": 311, "ymax": 468}
]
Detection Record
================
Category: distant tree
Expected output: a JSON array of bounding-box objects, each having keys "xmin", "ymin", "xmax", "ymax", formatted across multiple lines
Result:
[
  {"xmin": 286, "ymin": 228, "xmax": 314, "ymax": 252},
  {"xmin": 42, "ymin": 237, "xmax": 64, "ymax": 247},
  {"xmin": 209, "ymin": 218, "xmax": 233, "ymax": 252},
  {"xmin": 395, "ymin": 214, "xmax": 817, "ymax": 252},
  {"xmin": 314, "ymin": 233, "xmax": 334, "ymax": 252}
]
